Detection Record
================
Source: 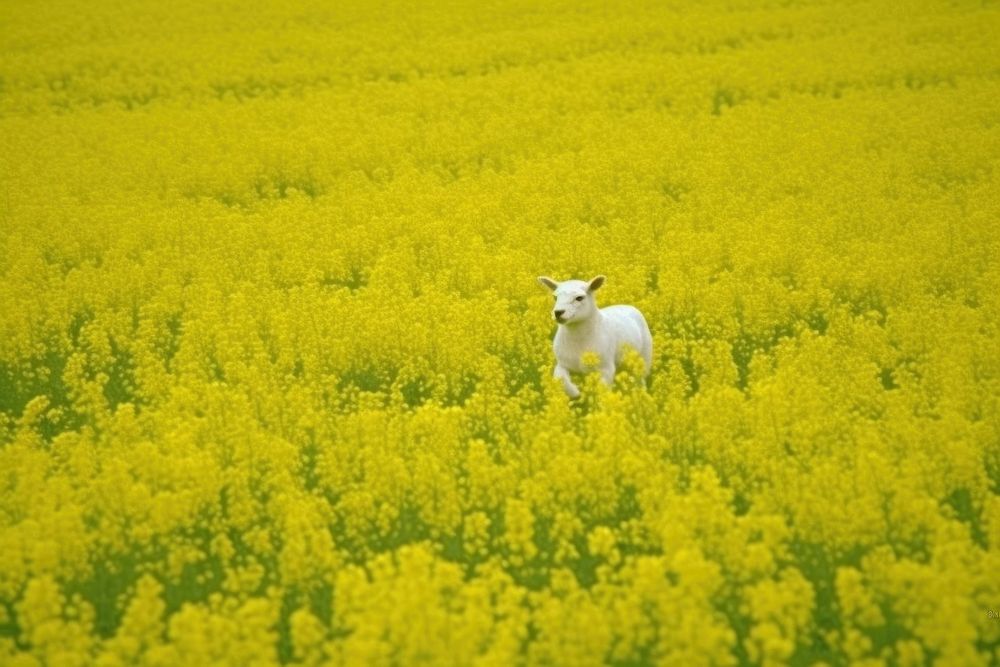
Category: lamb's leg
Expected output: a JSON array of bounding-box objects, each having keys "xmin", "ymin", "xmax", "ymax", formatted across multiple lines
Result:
[
  {"xmin": 600, "ymin": 363, "xmax": 616, "ymax": 387},
  {"xmin": 553, "ymin": 365, "xmax": 580, "ymax": 399}
]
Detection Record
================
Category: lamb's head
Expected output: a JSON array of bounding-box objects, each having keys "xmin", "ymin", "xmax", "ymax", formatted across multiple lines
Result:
[{"xmin": 537, "ymin": 275, "xmax": 605, "ymax": 324}]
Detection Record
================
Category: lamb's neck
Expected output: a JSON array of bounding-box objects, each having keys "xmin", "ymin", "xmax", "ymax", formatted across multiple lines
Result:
[{"xmin": 562, "ymin": 310, "xmax": 603, "ymax": 339}]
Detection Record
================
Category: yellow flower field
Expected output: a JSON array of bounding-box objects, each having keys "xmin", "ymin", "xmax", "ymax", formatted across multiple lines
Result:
[{"xmin": 2, "ymin": 0, "xmax": 999, "ymax": 664}]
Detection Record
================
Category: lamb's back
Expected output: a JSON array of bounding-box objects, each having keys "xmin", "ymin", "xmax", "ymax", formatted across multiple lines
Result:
[{"xmin": 600, "ymin": 304, "xmax": 641, "ymax": 339}]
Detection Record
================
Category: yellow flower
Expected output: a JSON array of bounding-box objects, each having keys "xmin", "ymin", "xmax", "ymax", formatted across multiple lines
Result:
[{"xmin": 1, "ymin": 0, "xmax": 997, "ymax": 664}]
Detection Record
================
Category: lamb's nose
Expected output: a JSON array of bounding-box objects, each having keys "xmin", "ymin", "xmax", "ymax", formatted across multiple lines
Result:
[{"xmin": 554, "ymin": 310, "xmax": 565, "ymax": 319}]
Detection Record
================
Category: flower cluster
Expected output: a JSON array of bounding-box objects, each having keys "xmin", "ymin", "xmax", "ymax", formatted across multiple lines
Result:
[{"xmin": 2, "ymin": 0, "xmax": 999, "ymax": 664}]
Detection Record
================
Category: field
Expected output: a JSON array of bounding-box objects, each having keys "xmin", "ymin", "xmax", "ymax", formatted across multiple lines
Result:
[{"xmin": 2, "ymin": 0, "xmax": 1000, "ymax": 664}]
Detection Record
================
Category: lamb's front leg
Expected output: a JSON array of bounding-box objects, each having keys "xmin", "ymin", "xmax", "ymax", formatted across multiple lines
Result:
[
  {"xmin": 599, "ymin": 363, "xmax": 616, "ymax": 387},
  {"xmin": 553, "ymin": 364, "xmax": 580, "ymax": 399}
]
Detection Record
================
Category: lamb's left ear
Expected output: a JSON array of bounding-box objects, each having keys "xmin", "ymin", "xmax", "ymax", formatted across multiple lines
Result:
[
  {"xmin": 587, "ymin": 275, "xmax": 606, "ymax": 292},
  {"xmin": 538, "ymin": 276, "xmax": 559, "ymax": 291}
]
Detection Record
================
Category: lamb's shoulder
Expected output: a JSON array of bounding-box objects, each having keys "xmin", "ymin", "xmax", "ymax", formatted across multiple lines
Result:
[
  {"xmin": 554, "ymin": 325, "xmax": 607, "ymax": 372},
  {"xmin": 553, "ymin": 330, "xmax": 582, "ymax": 371}
]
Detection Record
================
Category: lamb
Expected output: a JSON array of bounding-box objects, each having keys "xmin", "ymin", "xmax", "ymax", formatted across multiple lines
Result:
[{"xmin": 537, "ymin": 275, "xmax": 653, "ymax": 398}]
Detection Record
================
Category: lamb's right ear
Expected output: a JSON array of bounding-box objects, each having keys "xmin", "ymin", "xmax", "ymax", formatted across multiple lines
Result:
[{"xmin": 537, "ymin": 276, "xmax": 559, "ymax": 291}]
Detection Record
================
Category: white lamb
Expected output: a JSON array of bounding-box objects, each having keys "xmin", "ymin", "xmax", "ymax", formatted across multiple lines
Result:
[{"xmin": 537, "ymin": 275, "xmax": 653, "ymax": 398}]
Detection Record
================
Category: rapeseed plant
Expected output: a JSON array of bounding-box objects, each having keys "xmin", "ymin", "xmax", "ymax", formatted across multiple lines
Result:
[{"xmin": 1, "ymin": 0, "xmax": 999, "ymax": 664}]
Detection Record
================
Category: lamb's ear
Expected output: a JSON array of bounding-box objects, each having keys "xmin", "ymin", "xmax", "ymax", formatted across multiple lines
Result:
[
  {"xmin": 537, "ymin": 276, "xmax": 558, "ymax": 291},
  {"xmin": 587, "ymin": 275, "xmax": 606, "ymax": 292}
]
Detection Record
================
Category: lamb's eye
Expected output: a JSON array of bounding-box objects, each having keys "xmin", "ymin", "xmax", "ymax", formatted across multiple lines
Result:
[{"xmin": 575, "ymin": 296, "xmax": 584, "ymax": 301}]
